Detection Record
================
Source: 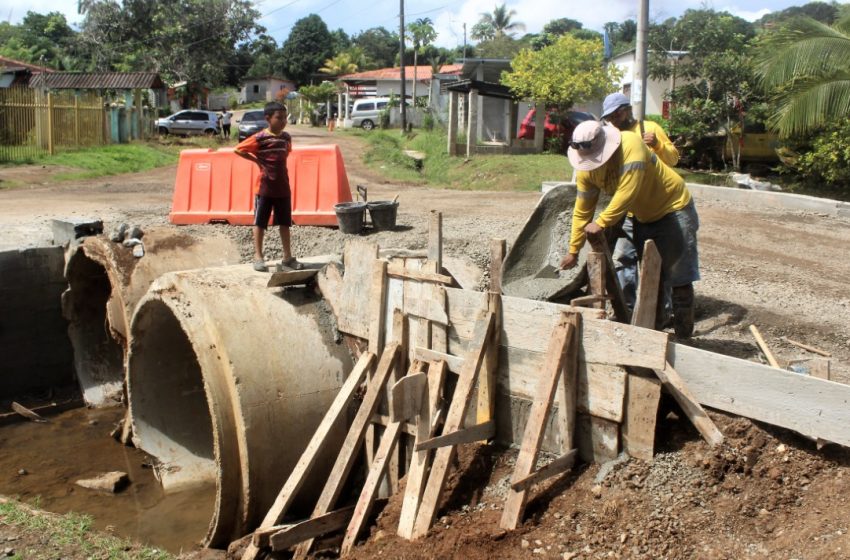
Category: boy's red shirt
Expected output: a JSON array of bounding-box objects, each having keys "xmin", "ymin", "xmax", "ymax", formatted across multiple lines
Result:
[{"xmin": 234, "ymin": 128, "xmax": 292, "ymax": 197}]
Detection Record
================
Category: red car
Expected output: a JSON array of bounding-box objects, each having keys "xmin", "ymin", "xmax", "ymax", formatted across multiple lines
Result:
[{"xmin": 518, "ymin": 109, "xmax": 596, "ymax": 146}]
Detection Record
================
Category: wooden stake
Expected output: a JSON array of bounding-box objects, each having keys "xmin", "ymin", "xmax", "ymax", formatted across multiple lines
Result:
[
  {"xmin": 654, "ymin": 361, "xmax": 723, "ymax": 447},
  {"xmin": 781, "ymin": 336, "xmax": 831, "ymax": 358},
  {"xmin": 368, "ymin": 260, "xmax": 389, "ymax": 355},
  {"xmin": 264, "ymin": 506, "xmax": 354, "ymax": 551},
  {"xmin": 240, "ymin": 352, "xmax": 375, "ymax": 560},
  {"xmin": 500, "ymin": 313, "xmax": 577, "ymax": 530},
  {"xmin": 586, "ymin": 252, "xmax": 606, "ymax": 310},
  {"xmin": 631, "ymin": 240, "xmax": 662, "ymax": 329},
  {"xmin": 586, "ymin": 229, "xmax": 631, "ymax": 323},
  {"xmin": 477, "ymin": 238, "xmax": 505, "ymax": 435},
  {"xmin": 411, "ymin": 310, "xmax": 495, "ymax": 539},
  {"xmin": 294, "ymin": 344, "xmax": 400, "ymax": 559},
  {"xmin": 509, "ymin": 449, "xmax": 577, "ymax": 492},
  {"xmin": 749, "ymin": 325, "xmax": 780, "ymax": 368},
  {"xmin": 414, "ymin": 421, "xmax": 494, "ymax": 451}
]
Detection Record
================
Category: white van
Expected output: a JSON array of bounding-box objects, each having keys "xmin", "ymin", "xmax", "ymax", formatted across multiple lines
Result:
[{"xmin": 350, "ymin": 97, "xmax": 412, "ymax": 130}]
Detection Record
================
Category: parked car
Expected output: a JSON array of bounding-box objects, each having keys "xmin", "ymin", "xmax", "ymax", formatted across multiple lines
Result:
[
  {"xmin": 518, "ymin": 109, "xmax": 596, "ymax": 145},
  {"xmin": 236, "ymin": 110, "xmax": 267, "ymax": 141},
  {"xmin": 350, "ymin": 97, "xmax": 411, "ymax": 130},
  {"xmin": 156, "ymin": 110, "xmax": 221, "ymax": 136}
]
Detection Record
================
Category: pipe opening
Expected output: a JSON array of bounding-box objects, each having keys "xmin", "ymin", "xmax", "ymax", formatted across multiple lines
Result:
[
  {"xmin": 64, "ymin": 252, "xmax": 125, "ymax": 405},
  {"xmin": 128, "ymin": 299, "xmax": 216, "ymax": 490}
]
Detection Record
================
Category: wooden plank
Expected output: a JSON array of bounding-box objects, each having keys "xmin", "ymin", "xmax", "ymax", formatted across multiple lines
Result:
[
  {"xmin": 268, "ymin": 506, "xmax": 354, "ymax": 551},
  {"xmin": 429, "ymin": 285, "xmax": 448, "ymax": 353},
  {"xmin": 668, "ymin": 342, "xmax": 850, "ymax": 446},
  {"xmin": 266, "ymin": 268, "xmax": 319, "ymax": 288},
  {"xmin": 411, "ymin": 310, "xmax": 495, "ymax": 539},
  {"xmin": 781, "ymin": 337, "xmax": 832, "ymax": 358},
  {"xmin": 340, "ymin": 421, "xmax": 403, "ymax": 555},
  {"xmin": 427, "ymin": 210, "xmax": 443, "ymax": 272},
  {"xmin": 294, "ymin": 344, "xmax": 399, "ymax": 559},
  {"xmin": 414, "ymin": 347, "xmax": 464, "ymax": 373},
  {"xmin": 576, "ymin": 415, "xmax": 619, "ymax": 463},
  {"xmin": 444, "ymin": 289, "xmax": 668, "ymax": 370},
  {"xmin": 240, "ymin": 352, "xmax": 375, "ymax": 560},
  {"xmin": 576, "ymin": 363, "xmax": 627, "ymax": 423},
  {"xmin": 398, "ymin": 360, "xmax": 446, "ymax": 540},
  {"xmin": 368, "ymin": 260, "xmax": 389, "ymax": 355},
  {"xmin": 510, "ymin": 449, "xmax": 577, "ymax": 492},
  {"xmin": 586, "ymin": 229, "xmax": 631, "ymax": 323},
  {"xmin": 749, "ymin": 325, "xmax": 780, "ymax": 368},
  {"xmin": 655, "ymin": 361, "xmax": 724, "ymax": 447},
  {"xmin": 810, "ymin": 358, "xmax": 831, "ymax": 380},
  {"xmin": 414, "ymin": 421, "xmax": 494, "ymax": 451},
  {"xmin": 406, "ymin": 296, "xmax": 449, "ymax": 325},
  {"xmin": 387, "ymin": 264, "xmax": 453, "ymax": 285},
  {"xmin": 586, "ymin": 252, "xmax": 606, "ymax": 310},
  {"xmin": 476, "ymin": 291, "xmax": 501, "ymax": 431},
  {"xmin": 404, "ymin": 259, "xmax": 426, "ymax": 364},
  {"xmin": 556, "ymin": 314, "xmax": 581, "ymax": 453},
  {"xmin": 387, "ymin": 308, "xmax": 409, "ymax": 495},
  {"xmin": 631, "ymin": 239, "xmax": 661, "ymax": 329},
  {"xmin": 500, "ymin": 314, "xmax": 576, "ymax": 530},
  {"xmin": 391, "ymin": 372, "xmax": 427, "ymax": 422},
  {"xmin": 489, "ymin": 238, "xmax": 506, "ymax": 294},
  {"xmin": 337, "ymin": 240, "xmax": 379, "ymax": 339},
  {"xmin": 622, "ymin": 373, "xmax": 662, "ymax": 461}
]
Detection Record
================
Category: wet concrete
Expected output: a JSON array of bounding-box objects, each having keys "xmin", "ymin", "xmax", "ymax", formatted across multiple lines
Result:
[{"xmin": 0, "ymin": 406, "xmax": 215, "ymax": 553}]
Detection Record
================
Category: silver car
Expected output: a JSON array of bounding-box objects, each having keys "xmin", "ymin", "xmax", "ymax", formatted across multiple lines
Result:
[{"xmin": 156, "ymin": 110, "xmax": 221, "ymax": 136}]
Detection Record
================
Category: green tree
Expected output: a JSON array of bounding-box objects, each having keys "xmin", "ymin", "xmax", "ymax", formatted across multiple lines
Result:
[
  {"xmin": 319, "ymin": 52, "xmax": 359, "ymax": 77},
  {"xmin": 475, "ymin": 35, "xmax": 526, "ymax": 58},
  {"xmin": 352, "ymin": 27, "xmax": 399, "ymax": 69},
  {"xmin": 756, "ymin": 16, "xmax": 850, "ymax": 137},
  {"xmin": 0, "ymin": 11, "xmax": 78, "ymax": 69},
  {"xmin": 280, "ymin": 14, "xmax": 334, "ymax": 86},
  {"xmin": 470, "ymin": 3, "xmax": 526, "ymax": 41},
  {"xmin": 407, "ymin": 18, "xmax": 438, "ymax": 103},
  {"xmin": 77, "ymin": 0, "xmax": 261, "ymax": 86},
  {"xmin": 543, "ymin": 18, "xmax": 583, "ymax": 36},
  {"xmin": 757, "ymin": 2, "xmax": 838, "ymax": 27},
  {"xmin": 502, "ymin": 34, "xmax": 621, "ymax": 110},
  {"xmin": 649, "ymin": 9, "xmax": 758, "ymax": 169}
]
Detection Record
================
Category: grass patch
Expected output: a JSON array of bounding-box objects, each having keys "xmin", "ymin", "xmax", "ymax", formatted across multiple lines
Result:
[
  {"xmin": 350, "ymin": 128, "xmax": 571, "ymax": 191},
  {"xmin": 0, "ymin": 498, "xmax": 172, "ymax": 560}
]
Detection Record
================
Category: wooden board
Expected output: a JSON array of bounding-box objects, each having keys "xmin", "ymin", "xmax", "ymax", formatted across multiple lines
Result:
[
  {"xmin": 655, "ymin": 361, "xmax": 724, "ymax": 447},
  {"xmin": 576, "ymin": 363, "xmax": 627, "ymax": 423},
  {"xmin": 266, "ymin": 268, "xmax": 319, "ymax": 288},
  {"xmin": 367, "ymin": 260, "xmax": 388, "ymax": 355},
  {"xmin": 337, "ymin": 240, "xmax": 379, "ymax": 339},
  {"xmin": 414, "ymin": 347, "xmax": 464, "ymax": 373},
  {"xmin": 631, "ymin": 240, "xmax": 661, "ymax": 329},
  {"xmin": 668, "ymin": 343, "xmax": 850, "ymax": 447},
  {"xmin": 387, "ymin": 263, "xmax": 453, "ymax": 285},
  {"xmin": 621, "ymin": 373, "xmax": 662, "ymax": 461},
  {"xmin": 391, "ymin": 372, "xmax": 427, "ymax": 422},
  {"xmin": 576, "ymin": 414, "xmax": 619, "ymax": 463},
  {"xmin": 415, "ymin": 421, "xmax": 494, "ymax": 451},
  {"xmin": 266, "ymin": 506, "xmax": 354, "ymax": 551},
  {"xmin": 510, "ymin": 449, "xmax": 577, "ymax": 492},
  {"xmin": 443, "ymin": 289, "xmax": 668, "ymax": 370}
]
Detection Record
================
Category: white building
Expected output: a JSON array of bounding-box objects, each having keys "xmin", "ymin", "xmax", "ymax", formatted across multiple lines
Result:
[{"xmin": 609, "ymin": 49, "xmax": 689, "ymax": 118}]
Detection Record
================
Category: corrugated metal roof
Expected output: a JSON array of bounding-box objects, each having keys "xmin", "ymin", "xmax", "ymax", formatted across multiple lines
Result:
[
  {"xmin": 340, "ymin": 64, "xmax": 463, "ymax": 82},
  {"xmin": 0, "ymin": 55, "xmax": 54, "ymax": 73},
  {"xmin": 30, "ymin": 72, "xmax": 165, "ymax": 89}
]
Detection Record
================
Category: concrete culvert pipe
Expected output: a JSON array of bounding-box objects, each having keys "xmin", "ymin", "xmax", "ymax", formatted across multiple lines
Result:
[
  {"xmin": 62, "ymin": 230, "xmax": 240, "ymax": 406},
  {"xmin": 127, "ymin": 265, "xmax": 352, "ymax": 548}
]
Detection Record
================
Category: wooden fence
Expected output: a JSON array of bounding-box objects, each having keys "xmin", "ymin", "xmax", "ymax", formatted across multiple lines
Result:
[{"xmin": 0, "ymin": 88, "xmax": 106, "ymax": 162}]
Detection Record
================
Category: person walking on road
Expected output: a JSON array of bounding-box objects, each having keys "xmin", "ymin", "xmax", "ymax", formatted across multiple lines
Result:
[
  {"xmin": 219, "ymin": 107, "xmax": 233, "ymax": 139},
  {"xmin": 560, "ymin": 120, "xmax": 699, "ymax": 338}
]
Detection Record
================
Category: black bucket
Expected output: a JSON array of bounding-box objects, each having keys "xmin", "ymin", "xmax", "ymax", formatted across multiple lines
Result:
[
  {"xmin": 367, "ymin": 201, "xmax": 399, "ymax": 231},
  {"xmin": 334, "ymin": 202, "xmax": 367, "ymax": 234}
]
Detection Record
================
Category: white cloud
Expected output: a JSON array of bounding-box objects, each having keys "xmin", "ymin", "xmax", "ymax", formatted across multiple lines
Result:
[{"xmin": 721, "ymin": 6, "xmax": 772, "ymax": 21}]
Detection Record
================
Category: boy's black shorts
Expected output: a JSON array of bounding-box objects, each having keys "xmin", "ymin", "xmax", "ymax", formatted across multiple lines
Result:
[{"xmin": 254, "ymin": 195, "xmax": 292, "ymax": 228}]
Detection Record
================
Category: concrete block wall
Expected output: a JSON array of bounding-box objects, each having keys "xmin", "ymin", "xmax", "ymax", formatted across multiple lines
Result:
[{"xmin": 0, "ymin": 247, "xmax": 75, "ymax": 397}]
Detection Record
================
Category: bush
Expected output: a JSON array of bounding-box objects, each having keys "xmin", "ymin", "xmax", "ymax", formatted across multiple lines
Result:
[{"xmin": 790, "ymin": 121, "xmax": 850, "ymax": 190}]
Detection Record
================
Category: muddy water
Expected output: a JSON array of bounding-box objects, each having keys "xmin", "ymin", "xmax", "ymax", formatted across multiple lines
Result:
[{"xmin": 0, "ymin": 406, "xmax": 215, "ymax": 553}]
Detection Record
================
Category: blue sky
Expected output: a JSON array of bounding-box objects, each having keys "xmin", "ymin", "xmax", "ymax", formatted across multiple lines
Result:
[{"xmin": 8, "ymin": 0, "xmax": 810, "ymax": 49}]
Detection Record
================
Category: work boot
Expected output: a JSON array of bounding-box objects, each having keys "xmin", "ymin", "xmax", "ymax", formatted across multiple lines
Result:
[{"xmin": 672, "ymin": 284, "xmax": 695, "ymax": 338}]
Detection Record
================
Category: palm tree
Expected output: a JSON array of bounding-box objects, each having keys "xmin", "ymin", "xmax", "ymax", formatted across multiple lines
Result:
[
  {"xmin": 406, "ymin": 18, "xmax": 438, "ymax": 105},
  {"xmin": 471, "ymin": 4, "xmax": 526, "ymax": 41},
  {"xmin": 756, "ymin": 16, "xmax": 850, "ymax": 137},
  {"xmin": 319, "ymin": 52, "xmax": 359, "ymax": 77}
]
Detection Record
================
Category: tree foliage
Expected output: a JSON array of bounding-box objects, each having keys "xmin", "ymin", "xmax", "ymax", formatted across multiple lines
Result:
[
  {"xmin": 471, "ymin": 3, "xmax": 525, "ymax": 41},
  {"xmin": 76, "ymin": 0, "xmax": 261, "ymax": 86},
  {"xmin": 756, "ymin": 15, "xmax": 850, "ymax": 137},
  {"xmin": 757, "ymin": 1, "xmax": 838, "ymax": 27},
  {"xmin": 319, "ymin": 52, "xmax": 359, "ymax": 76},
  {"xmin": 0, "ymin": 11, "xmax": 77, "ymax": 69},
  {"xmin": 280, "ymin": 14, "xmax": 334, "ymax": 85},
  {"xmin": 501, "ymin": 34, "xmax": 621, "ymax": 110},
  {"xmin": 352, "ymin": 27, "xmax": 399, "ymax": 69}
]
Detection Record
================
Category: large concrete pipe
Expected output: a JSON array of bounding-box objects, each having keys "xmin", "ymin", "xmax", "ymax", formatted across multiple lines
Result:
[
  {"xmin": 62, "ymin": 230, "xmax": 240, "ymax": 405},
  {"xmin": 126, "ymin": 265, "xmax": 352, "ymax": 548}
]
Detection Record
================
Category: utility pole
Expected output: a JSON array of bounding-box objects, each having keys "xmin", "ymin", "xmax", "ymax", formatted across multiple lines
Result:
[
  {"xmin": 399, "ymin": 0, "xmax": 407, "ymax": 131},
  {"xmin": 633, "ymin": 0, "xmax": 649, "ymax": 127},
  {"xmin": 463, "ymin": 23, "xmax": 467, "ymax": 62}
]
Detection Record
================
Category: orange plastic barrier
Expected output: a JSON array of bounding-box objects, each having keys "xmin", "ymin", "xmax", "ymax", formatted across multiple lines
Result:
[{"xmin": 169, "ymin": 144, "xmax": 352, "ymax": 226}]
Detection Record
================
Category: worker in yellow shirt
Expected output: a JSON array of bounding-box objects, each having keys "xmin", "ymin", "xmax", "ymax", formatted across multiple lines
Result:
[
  {"xmin": 559, "ymin": 120, "xmax": 699, "ymax": 338},
  {"xmin": 599, "ymin": 93, "xmax": 680, "ymax": 319}
]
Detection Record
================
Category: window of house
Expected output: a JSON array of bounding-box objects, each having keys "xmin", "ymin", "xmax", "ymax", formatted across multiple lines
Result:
[{"xmin": 253, "ymin": 85, "xmax": 260, "ymax": 94}]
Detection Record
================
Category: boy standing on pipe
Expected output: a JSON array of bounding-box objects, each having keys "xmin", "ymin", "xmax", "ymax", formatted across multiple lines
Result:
[{"xmin": 235, "ymin": 102, "xmax": 302, "ymax": 272}]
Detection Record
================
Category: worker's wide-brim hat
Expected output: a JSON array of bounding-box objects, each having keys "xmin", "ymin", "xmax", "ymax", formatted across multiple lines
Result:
[{"xmin": 567, "ymin": 121, "xmax": 621, "ymax": 172}]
